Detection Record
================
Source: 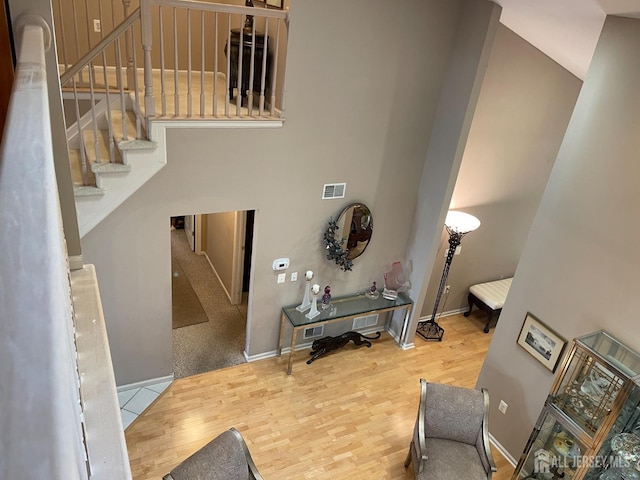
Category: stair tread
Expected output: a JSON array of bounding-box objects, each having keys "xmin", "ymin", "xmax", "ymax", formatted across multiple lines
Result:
[
  {"xmin": 82, "ymin": 128, "xmax": 120, "ymax": 165},
  {"xmin": 69, "ymin": 148, "xmax": 97, "ymax": 187},
  {"xmin": 110, "ymin": 109, "xmax": 141, "ymax": 142},
  {"xmin": 74, "ymin": 185, "xmax": 106, "ymax": 197},
  {"xmin": 118, "ymin": 138, "xmax": 157, "ymax": 151},
  {"xmin": 92, "ymin": 162, "xmax": 131, "ymax": 174}
]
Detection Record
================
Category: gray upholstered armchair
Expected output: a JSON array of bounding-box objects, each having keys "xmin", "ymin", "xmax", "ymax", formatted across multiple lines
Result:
[
  {"xmin": 163, "ymin": 427, "xmax": 263, "ymax": 480},
  {"xmin": 404, "ymin": 379, "xmax": 497, "ymax": 479}
]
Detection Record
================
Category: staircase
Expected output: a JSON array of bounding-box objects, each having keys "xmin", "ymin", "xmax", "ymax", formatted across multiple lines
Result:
[
  {"xmin": 56, "ymin": 0, "xmax": 289, "ymax": 238},
  {"xmin": 67, "ymin": 93, "xmax": 163, "ymax": 236}
]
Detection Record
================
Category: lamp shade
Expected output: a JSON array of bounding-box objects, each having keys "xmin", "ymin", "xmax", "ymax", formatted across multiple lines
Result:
[{"xmin": 445, "ymin": 211, "xmax": 480, "ymax": 234}]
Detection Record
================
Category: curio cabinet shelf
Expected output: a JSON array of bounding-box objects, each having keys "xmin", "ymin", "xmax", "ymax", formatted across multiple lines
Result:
[{"xmin": 513, "ymin": 331, "xmax": 640, "ymax": 480}]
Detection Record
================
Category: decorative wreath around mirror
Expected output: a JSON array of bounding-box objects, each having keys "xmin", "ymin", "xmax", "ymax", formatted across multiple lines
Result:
[
  {"xmin": 322, "ymin": 203, "xmax": 373, "ymax": 271},
  {"xmin": 323, "ymin": 218, "xmax": 353, "ymax": 271}
]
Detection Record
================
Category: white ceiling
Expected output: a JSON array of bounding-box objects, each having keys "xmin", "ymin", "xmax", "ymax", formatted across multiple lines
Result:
[{"xmin": 495, "ymin": 0, "xmax": 640, "ymax": 79}]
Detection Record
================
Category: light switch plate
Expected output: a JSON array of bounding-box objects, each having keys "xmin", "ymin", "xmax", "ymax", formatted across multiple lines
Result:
[
  {"xmin": 272, "ymin": 258, "xmax": 290, "ymax": 271},
  {"xmin": 277, "ymin": 273, "xmax": 286, "ymax": 284}
]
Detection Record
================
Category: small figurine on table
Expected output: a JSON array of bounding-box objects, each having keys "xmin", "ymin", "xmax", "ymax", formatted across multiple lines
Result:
[
  {"xmin": 366, "ymin": 281, "xmax": 379, "ymax": 299},
  {"xmin": 321, "ymin": 285, "xmax": 332, "ymax": 309}
]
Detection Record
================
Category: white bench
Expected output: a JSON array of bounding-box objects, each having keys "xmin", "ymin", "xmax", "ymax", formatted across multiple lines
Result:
[{"xmin": 463, "ymin": 277, "xmax": 513, "ymax": 333}]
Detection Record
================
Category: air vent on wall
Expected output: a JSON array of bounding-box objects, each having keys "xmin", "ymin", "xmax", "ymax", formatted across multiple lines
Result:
[
  {"xmin": 353, "ymin": 314, "xmax": 378, "ymax": 330},
  {"xmin": 303, "ymin": 325, "xmax": 325, "ymax": 339},
  {"xmin": 322, "ymin": 183, "xmax": 346, "ymax": 199}
]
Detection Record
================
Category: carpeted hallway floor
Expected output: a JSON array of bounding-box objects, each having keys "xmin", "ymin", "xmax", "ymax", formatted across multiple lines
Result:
[{"xmin": 171, "ymin": 228, "xmax": 248, "ymax": 378}]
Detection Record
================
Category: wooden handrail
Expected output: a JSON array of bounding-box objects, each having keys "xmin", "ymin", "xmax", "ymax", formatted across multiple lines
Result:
[
  {"xmin": 1, "ymin": 13, "xmax": 133, "ymax": 477},
  {"xmin": 145, "ymin": 0, "xmax": 288, "ymax": 19},
  {"xmin": 0, "ymin": 16, "xmax": 89, "ymax": 478},
  {"xmin": 60, "ymin": 7, "xmax": 141, "ymax": 86}
]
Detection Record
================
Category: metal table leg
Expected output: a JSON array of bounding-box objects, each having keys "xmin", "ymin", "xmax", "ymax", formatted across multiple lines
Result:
[
  {"xmin": 286, "ymin": 326, "xmax": 299, "ymax": 375},
  {"xmin": 277, "ymin": 312, "xmax": 286, "ymax": 357}
]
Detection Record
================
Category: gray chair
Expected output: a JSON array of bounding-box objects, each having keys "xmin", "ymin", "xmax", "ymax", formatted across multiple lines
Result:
[
  {"xmin": 163, "ymin": 427, "xmax": 263, "ymax": 480},
  {"xmin": 404, "ymin": 379, "xmax": 497, "ymax": 479}
]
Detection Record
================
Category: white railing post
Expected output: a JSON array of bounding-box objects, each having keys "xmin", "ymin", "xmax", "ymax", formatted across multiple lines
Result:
[
  {"xmin": 57, "ymin": 0, "xmax": 288, "ymax": 124},
  {"xmin": 122, "ymin": 0, "xmax": 135, "ymax": 90},
  {"xmin": 141, "ymin": 0, "xmax": 156, "ymax": 119}
]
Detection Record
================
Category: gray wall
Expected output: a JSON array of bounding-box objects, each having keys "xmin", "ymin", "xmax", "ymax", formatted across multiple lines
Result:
[
  {"xmin": 477, "ymin": 15, "xmax": 640, "ymax": 459},
  {"xmin": 203, "ymin": 211, "xmax": 236, "ymax": 299},
  {"xmin": 421, "ymin": 25, "xmax": 582, "ymax": 318},
  {"xmin": 82, "ymin": 0, "xmax": 472, "ymax": 385},
  {"xmin": 403, "ymin": 0, "xmax": 501, "ymax": 339}
]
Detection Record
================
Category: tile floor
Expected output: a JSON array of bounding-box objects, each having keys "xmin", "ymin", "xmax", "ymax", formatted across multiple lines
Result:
[{"xmin": 118, "ymin": 380, "xmax": 172, "ymax": 430}]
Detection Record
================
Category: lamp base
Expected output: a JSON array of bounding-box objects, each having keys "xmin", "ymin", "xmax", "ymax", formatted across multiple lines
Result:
[{"xmin": 416, "ymin": 321, "xmax": 444, "ymax": 341}]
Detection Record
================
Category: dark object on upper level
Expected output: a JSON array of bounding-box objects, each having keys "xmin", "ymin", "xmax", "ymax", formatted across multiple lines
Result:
[{"xmin": 224, "ymin": 28, "xmax": 272, "ymax": 104}]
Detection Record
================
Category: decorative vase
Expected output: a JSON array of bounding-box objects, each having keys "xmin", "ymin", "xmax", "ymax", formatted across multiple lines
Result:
[
  {"xmin": 306, "ymin": 284, "xmax": 321, "ymax": 319},
  {"xmin": 366, "ymin": 281, "xmax": 379, "ymax": 299},
  {"xmin": 321, "ymin": 285, "xmax": 331, "ymax": 310},
  {"xmin": 296, "ymin": 270, "xmax": 314, "ymax": 312}
]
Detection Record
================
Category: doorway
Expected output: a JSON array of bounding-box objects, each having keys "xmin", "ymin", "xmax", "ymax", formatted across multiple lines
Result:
[{"xmin": 170, "ymin": 210, "xmax": 255, "ymax": 378}]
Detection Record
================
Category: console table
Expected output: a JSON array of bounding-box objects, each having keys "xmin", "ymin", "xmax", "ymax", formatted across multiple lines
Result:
[{"xmin": 278, "ymin": 292, "xmax": 413, "ymax": 374}]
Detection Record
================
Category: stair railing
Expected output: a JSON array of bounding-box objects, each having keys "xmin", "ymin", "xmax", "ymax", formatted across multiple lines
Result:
[
  {"xmin": 61, "ymin": 9, "xmax": 144, "ymax": 185},
  {"xmin": 58, "ymin": 1, "xmax": 289, "ymax": 186},
  {"xmin": 53, "ymin": 0, "xmax": 136, "ymax": 88},
  {"xmin": 1, "ymin": 16, "xmax": 87, "ymax": 477},
  {"xmin": 1, "ymin": 13, "xmax": 134, "ymax": 477},
  {"xmin": 139, "ymin": 0, "xmax": 289, "ymax": 120}
]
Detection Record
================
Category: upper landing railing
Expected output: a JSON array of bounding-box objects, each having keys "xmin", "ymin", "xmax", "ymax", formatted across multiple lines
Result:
[
  {"xmin": 141, "ymin": 0, "xmax": 289, "ymax": 120},
  {"xmin": 54, "ymin": 0, "xmax": 289, "ymax": 126}
]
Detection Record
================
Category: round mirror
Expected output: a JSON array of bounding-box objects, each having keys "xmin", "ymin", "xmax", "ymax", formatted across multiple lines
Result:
[{"xmin": 335, "ymin": 203, "xmax": 373, "ymax": 260}]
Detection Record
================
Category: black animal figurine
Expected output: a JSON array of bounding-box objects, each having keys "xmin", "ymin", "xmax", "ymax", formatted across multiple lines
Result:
[{"xmin": 307, "ymin": 331, "xmax": 381, "ymax": 365}]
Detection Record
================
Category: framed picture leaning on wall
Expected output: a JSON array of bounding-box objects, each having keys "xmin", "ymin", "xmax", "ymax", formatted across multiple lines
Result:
[{"xmin": 517, "ymin": 312, "xmax": 567, "ymax": 372}]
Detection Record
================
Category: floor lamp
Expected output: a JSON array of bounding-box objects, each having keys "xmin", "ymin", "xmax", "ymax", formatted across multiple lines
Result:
[{"xmin": 416, "ymin": 211, "xmax": 481, "ymax": 341}]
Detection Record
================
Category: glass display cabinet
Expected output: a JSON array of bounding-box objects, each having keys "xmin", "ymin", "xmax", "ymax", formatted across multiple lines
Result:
[{"xmin": 513, "ymin": 331, "xmax": 640, "ymax": 480}]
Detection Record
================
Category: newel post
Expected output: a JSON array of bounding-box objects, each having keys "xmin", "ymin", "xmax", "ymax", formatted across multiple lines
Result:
[{"xmin": 140, "ymin": 0, "xmax": 155, "ymax": 119}]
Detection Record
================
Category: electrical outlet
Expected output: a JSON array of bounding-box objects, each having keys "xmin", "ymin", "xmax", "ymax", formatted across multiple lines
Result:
[
  {"xmin": 277, "ymin": 273, "xmax": 286, "ymax": 284},
  {"xmin": 444, "ymin": 285, "xmax": 451, "ymax": 294},
  {"xmin": 291, "ymin": 272, "xmax": 298, "ymax": 282},
  {"xmin": 444, "ymin": 246, "xmax": 462, "ymax": 257},
  {"xmin": 93, "ymin": 19, "xmax": 101, "ymax": 33},
  {"xmin": 498, "ymin": 400, "xmax": 508, "ymax": 414}
]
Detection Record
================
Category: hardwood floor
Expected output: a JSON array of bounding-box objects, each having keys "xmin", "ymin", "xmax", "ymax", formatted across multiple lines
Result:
[{"xmin": 125, "ymin": 311, "xmax": 515, "ymax": 479}]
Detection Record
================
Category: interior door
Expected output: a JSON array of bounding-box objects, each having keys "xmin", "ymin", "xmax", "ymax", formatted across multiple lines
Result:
[
  {"xmin": 184, "ymin": 214, "xmax": 196, "ymax": 252},
  {"xmin": 229, "ymin": 211, "xmax": 247, "ymax": 305}
]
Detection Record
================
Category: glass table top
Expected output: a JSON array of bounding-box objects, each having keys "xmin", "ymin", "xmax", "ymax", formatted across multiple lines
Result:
[
  {"xmin": 578, "ymin": 331, "xmax": 640, "ymax": 379},
  {"xmin": 282, "ymin": 291, "xmax": 412, "ymax": 328}
]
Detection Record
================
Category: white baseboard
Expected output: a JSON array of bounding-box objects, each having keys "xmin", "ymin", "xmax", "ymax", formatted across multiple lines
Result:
[
  {"xmin": 418, "ymin": 306, "xmax": 468, "ymax": 323},
  {"xmin": 246, "ymin": 339, "xmax": 321, "ymax": 362},
  {"xmin": 248, "ymin": 308, "xmax": 467, "ymax": 362},
  {"xmin": 387, "ymin": 324, "xmax": 401, "ymax": 344},
  {"xmin": 203, "ymin": 252, "xmax": 233, "ymax": 304},
  {"xmin": 386, "ymin": 328, "xmax": 415, "ymax": 349},
  {"xmin": 117, "ymin": 374, "xmax": 174, "ymax": 393},
  {"xmin": 245, "ymin": 349, "xmax": 279, "ymax": 362},
  {"xmin": 393, "ymin": 308, "xmax": 465, "ymax": 348},
  {"xmin": 489, "ymin": 433, "xmax": 517, "ymax": 466},
  {"xmin": 246, "ymin": 327, "xmax": 387, "ymax": 363}
]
